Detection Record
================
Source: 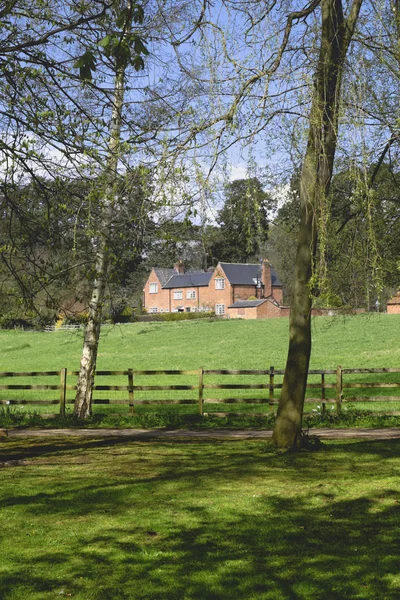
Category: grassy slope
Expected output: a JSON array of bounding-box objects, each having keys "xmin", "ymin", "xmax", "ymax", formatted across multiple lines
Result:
[
  {"xmin": 1, "ymin": 313, "xmax": 400, "ymax": 371},
  {"xmin": 1, "ymin": 314, "xmax": 400, "ymax": 419},
  {"xmin": 0, "ymin": 436, "xmax": 400, "ymax": 599}
]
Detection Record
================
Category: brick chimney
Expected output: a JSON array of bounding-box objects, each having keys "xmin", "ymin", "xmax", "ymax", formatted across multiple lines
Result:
[
  {"xmin": 261, "ymin": 259, "xmax": 271, "ymax": 297},
  {"xmin": 174, "ymin": 259, "xmax": 185, "ymax": 275}
]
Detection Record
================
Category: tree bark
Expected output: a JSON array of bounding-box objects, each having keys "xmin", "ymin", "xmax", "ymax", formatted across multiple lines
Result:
[
  {"xmin": 74, "ymin": 55, "xmax": 126, "ymax": 419},
  {"xmin": 273, "ymin": 0, "xmax": 363, "ymax": 449}
]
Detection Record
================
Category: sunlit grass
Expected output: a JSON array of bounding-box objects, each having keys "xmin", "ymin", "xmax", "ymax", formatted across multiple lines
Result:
[
  {"xmin": 1, "ymin": 313, "xmax": 400, "ymax": 372},
  {"xmin": 0, "ymin": 436, "xmax": 400, "ymax": 599},
  {"xmin": 1, "ymin": 314, "xmax": 400, "ymax": 419}
]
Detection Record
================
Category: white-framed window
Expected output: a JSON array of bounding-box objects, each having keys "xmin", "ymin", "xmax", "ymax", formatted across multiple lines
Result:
[
  {"xmin": 173, "ymin": 290, "xmax": 183, "ymax": 300},
  {"xmin": 149, "ymin": 307, "xmax": 158, "ymax": 313},
  {"xmin": 149, "ymin": 283, "xmax": 158, "ymax": 294},
  {"xmin": 164, "ymin": 308, "xmax": 169, "ymax": 313},
  {"xmin": 215, "ymin": 304, "xmax": 225, "ymax": 315},
  {"xmin": 186, "ymin": 290, "xmax": 196, "ymax": 299},
  {"xmin": 215, "ymin": 278, "xmax": 225, "ymax": 290}
]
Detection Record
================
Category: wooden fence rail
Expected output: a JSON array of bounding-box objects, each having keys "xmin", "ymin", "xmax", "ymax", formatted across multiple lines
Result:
[{"xmin": 1, "ymin": 367, "xmax": 400, "ymax": 416}]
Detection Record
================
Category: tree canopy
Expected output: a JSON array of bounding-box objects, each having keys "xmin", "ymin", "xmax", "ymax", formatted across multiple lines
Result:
[
  {"xmin": 206, "ymin": 178, "xmax": 274, "ymax": 264},
  {"xmin": 1, "ymin": 1, "xmax": 400, "ymax": 443}
]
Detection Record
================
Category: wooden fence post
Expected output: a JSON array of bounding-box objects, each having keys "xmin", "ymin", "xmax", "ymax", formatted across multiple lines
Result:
[
  {"xmin": 128, "ymin": 369, "xmax": 134, "ymax": 415},
  {"xmin": 59, "ymin": 368, "xmax": 67, "ymax": 416},
  {"xmin": 336, "ymin": 365, "xmax": 343, "ymax": 414},
  {"xmin": 321, "ymin": 373, "xmax": 326, "ymax": 414},
  {"xmin": 198, "ymin": 367, "xmax": 204, "ymax": 416},
  {"xmin": 269, "ymin": 366, "xmax": 275, "ymax": 412}
]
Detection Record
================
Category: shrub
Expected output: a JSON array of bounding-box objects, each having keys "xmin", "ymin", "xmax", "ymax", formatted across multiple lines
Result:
[
  {"xmin": 0, "ymin": 316, "xmax": 33, "ymax": 330},
  {"xmin": 64, "ymin": 312, "xmax": 88, "ymax": 326},
  {"xmin": 137, "ymin": 311, "xmax": 215, "ymax": 323},
  {"xmin": 160, "ymin": 311, "xmax": 215, "ymax": 322},
  {"xmin": 313, "ymin": 293, "xmax": 343, "ymax": 308},
  {"xmin": 0, "ymin": 310, "xmax": 56, "ymax": 330},
  {"xmin": 118, "ymin": 306, "xmax": 137, "ymax": 322}
]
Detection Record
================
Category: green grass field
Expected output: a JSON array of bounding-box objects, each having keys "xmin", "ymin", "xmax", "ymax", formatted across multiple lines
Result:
[
  {"xmin": 2, "ymin": 316, "xmax": 400, "ymax": 599},
  {"xmin": 1, "ymin": 314, "xmax": 400, "ymax": 420},
  {"xmin": 1, "ymin": 435, "xmax": 400, "ymax": 599},
  {"xmin": 2, "ymin": 313, "xmax": 400, "ymax": 372}
]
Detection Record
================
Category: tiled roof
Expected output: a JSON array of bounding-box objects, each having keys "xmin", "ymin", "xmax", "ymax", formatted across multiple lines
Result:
[
  {"xmin": 228, "ymin": 299, "xmax": 267, "ymax": 308},
  {"xmin": 220, "ymin": 263, "xmax": 282, "ymax": 286},
  {"xmin": 154, "ymin": 268, "xmax": 176, "ymax": 287},
  {"xmin": 162, "ymin": 271, "xmax": 212, "ymax": 289},
  {"xmin": 153, "ymin": 262, "xmax": 282, "ymax": 289}
]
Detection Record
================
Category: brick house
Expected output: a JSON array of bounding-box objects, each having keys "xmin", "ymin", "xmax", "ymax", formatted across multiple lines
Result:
[
  {"xmin": 387, "ymin": 291, "xmax": 400, "ymax": 314},
  {"xmin": 142, "ymin": 259, "xmax": 289, "ymax": 318}
]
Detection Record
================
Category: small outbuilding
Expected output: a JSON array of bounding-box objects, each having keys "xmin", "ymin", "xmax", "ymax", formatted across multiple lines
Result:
[
  {"xmin": 227, "ymin": 299, "xmax": 290, "ymax": 319},
  {"xmin": 387, "ymin": 291, "xmax": 400, "ymax": 314}
]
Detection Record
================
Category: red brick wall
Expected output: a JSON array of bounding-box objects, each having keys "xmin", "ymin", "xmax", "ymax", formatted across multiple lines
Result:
[
  {"xmin": 198, "ymin": 266, "xmax": 234, "ymax": 314},
  {"xmin": 387, "ymin": 305, "xmax": 400, "ymax": 314},
  {"xmin": 233, "ymin": 285, "xmax": 257, "ymax": 301},
  {"xmin": 261, "ymin": 260, "xmax": 271, "ymax": 297},
  {"xmin": 228, "ymin": 300, "xmax": 290, "ymax": 319},
  {"xmin": 143, "ymin": 269, "xmax": 170, "ymax": 313},
  {"xmin": 170, "ymin": 288, "xmax": 201, "ymax": 312},
  {"xmin": 262, "ymin": 301, "xmax": 283, "ymax": 318},
  {"xmin": 143, "ymin": 266, "xmax": 235, "ymax": 314},
  {"xmin": 271, "ymin": 286, "xmax": 283, "ymax": 303},
  {"xmin": 143, "ymin": 275, "xmax": 210, "ymax": 313},
  {"xmin": 143, "ymin": 262, "xmax": 286, "ymax": 316},
  {"xmin": 228, "ymin": 306, "xmax": 257, "ymax": 319},
  {"xmin": 257, "ymin": 303, "xmax": 271, "ymax": 318}
]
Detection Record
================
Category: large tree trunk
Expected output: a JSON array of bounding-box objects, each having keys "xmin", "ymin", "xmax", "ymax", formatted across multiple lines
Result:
[
  {"xmin": 273, "ymin": 0, "xmax": 363, "ymax": 449},
  {"xmin": 74, "ymin": 62, "xmax": 126, "ymax": 419}
]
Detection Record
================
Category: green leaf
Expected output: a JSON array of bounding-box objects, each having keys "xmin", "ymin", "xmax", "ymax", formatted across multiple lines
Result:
[
  {"xmin": 73, "ymin": 55, "xmax": 86, "ymax": 69},
  {"xmin": 98, "ymin": 35, "xmax": 111, "ymax": 48},
  {"xmin": 73, "ymin": 50, "xmax": 97, "ymax": 81},
  {"xmin": 134, "ymin": 37, "xmax": 149, "ymax": 56},
  {"xmin": 132, "ymin": 4, "xmax": 144, "ymax": 24},
  {"xmin": 131, "ymin": 55, "xmax": 145, "ymax": 71},
  {"xmin": 80, "ymin": 64, "xmax": 92, "ymax": 80},
  {"xmin": 116, "ymin": 7, "xmax": 129, "ymax": 28}
]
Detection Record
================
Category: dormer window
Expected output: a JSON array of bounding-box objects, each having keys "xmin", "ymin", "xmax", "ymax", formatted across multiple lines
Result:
[
  {"xmin": 215, "ymin": 277, "xmax": 225, "ymax": 290},
  {"xmin": 150, "ymin": 283, "xmax": 158, "ymax": 294}
]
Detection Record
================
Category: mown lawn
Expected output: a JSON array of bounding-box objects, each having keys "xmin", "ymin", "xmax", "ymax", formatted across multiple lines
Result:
[{"xmin": 0, "ymin": 436, "xmax": 400, "ymax": 599}]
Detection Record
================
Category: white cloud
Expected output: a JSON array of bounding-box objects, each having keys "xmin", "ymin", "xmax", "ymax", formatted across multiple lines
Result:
[
  {"xmin": 271, "ymin": 183, "xmax": 291, "ymax": 210},
  {"xmin": 228, "ymin": 163, "xmax": 248, "ymax": 181}
]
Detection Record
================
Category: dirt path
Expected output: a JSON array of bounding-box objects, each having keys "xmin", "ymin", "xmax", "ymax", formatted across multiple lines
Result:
[{"xmin": 4, "ymin": 427, "xmax": 400, "ymax": 441}]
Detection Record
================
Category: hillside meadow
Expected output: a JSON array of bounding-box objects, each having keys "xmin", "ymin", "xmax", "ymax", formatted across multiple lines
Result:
[
  {"xmin": 2, "ymin": 313, "xmax": 399, "ymax": 372},
  {"xmin": 1, "ymin": 313, "xmax": 400, "ymax": 419}
]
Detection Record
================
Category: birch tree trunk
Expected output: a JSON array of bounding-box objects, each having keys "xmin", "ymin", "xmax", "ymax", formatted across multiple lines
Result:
[
  {"xmin": 273, "ymin": 0, "xmax": 363, "ymax": 449},
  {"xmin": 73, "ymin": 55, "xmax": 127, "ymax": 419}
]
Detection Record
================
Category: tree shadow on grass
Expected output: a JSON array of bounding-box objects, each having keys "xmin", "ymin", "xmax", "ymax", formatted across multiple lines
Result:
[
  {"xmin": 0, "ymin": 435, "xmax": 153, "ymax": 462},
  {"xmin": 0, "ymin": 439, "xmax": 399, "ymax": 599},
  {"xmin": 1, "ymin": 430, "xmax": 398, "ymax": 464}
]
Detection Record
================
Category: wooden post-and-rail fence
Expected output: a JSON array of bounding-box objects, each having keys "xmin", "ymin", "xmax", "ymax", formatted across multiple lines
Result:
[{"xmin": 1, "ymin": 367, "xmax": 400, "ymax": 416}]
